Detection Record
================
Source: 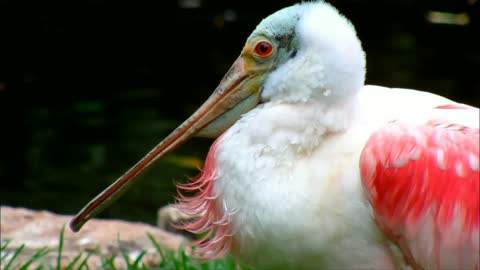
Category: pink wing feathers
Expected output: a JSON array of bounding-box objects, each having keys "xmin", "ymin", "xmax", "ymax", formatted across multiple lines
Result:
[{"xmin": 360, "ymin": 105, "xmax": 479, "ymax": 270}]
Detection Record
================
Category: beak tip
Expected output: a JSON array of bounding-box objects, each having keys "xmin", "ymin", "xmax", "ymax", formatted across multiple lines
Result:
[{"xmin": 69, "ymin": 216, "xmax": 83, "ymax": 233}]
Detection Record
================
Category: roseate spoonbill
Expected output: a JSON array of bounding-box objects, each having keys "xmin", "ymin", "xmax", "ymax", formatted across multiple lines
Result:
[{"xmin": 70, "ymin": 1, "xmax": 479, "ymax": 269}]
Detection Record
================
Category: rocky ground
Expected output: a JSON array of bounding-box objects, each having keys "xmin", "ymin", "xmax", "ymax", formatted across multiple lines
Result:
[{"xmin": 0, "ymin": 205, "xmax": 191, "ymax": 269}]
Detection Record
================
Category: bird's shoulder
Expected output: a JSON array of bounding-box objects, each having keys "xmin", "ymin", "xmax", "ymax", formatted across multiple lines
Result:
[{"xmin": 358, "ymin": 93, "xmax": 479, "ymax": 269}]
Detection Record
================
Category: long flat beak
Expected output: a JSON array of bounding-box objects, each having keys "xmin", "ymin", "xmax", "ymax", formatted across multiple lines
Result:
[{"xmin": 70, "ymin": 56, "xmax": 262, "ymax": 232}]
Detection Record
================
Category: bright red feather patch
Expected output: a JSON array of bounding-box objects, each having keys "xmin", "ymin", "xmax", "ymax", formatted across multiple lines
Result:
[{"xmin": 360, "ymin": 119, "xmax": 479, "ymax": 270}]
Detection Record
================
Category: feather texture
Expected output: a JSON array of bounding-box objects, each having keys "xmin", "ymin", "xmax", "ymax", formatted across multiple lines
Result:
[
  {"xmin": 174, "ymin": 135, "xmax": 233, "ymax": 259},
  {"xmin": 360, "ymin": 107, "xmax": 479, "ymax": 270}
]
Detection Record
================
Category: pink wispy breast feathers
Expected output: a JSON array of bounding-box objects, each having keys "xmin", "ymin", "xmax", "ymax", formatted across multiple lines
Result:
[{"xmin": 174, "ymin": 134, "xmax": 233, "ymax": 260}]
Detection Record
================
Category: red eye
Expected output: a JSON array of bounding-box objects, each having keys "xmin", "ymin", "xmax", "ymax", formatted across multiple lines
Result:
[{"xmin": 254, "ymin": 41, "xmax": 273, "ymax": 57}]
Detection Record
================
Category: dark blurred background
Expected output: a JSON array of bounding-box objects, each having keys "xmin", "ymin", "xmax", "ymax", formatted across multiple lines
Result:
[{"xmin": 2, "ymin": 0, "xmax": 479, "ymax": 225}]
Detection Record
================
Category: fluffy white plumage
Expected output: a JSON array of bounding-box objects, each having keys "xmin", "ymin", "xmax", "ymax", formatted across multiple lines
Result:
[
  {"xmin": 207, "ymin": 2, "xmax": 478, "ymax": 269},
  {"xmin": 69, "ymin": 1, "xmax": 479, "ymax": 269},
  {"xmin": 262, "ymin": 2, "xmax": 365, "ymax": 104},
  {"xmin": 215, "ymin": 84, "xmax": 474, "ymax": 269}
]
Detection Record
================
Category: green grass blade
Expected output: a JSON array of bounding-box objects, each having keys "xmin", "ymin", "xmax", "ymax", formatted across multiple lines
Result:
[
  {"xmin": 101, "ymin": 254, "xmax": 117, "ymax": 270},
  {"xmin": 3, "ymin": 231, "xmax": 245, "ymax": 270},
  {"xmin": 228, "ymin": 256, "xmax": 239, "ymax": 270},
  {"xmin": 148, "ymin": 233, "xmax": 176, "ymax": 269},
  {"xmin": 180, "ymin": 249, "xmax": 189, "ymax": 270},
  {"xmin": 200, "ymin": 261, "xmax": 210, "ymax": 270},
  {"xmin": 147, "ymin": 233, "xmax": 165, "ymax": 261},
  {"xmin": 116, "ymin": 236, "xmax": 137, "ymax": 269},
  {"xmin": 131, "ymin": 250, "xmax": 146, "ymax": 269},
  {"xmin": 1, "ymin": 240, "xmax": 11, "ymax": 251},
  {"xmin": 3, "ymin": 243, "xmax": 25, "ymax": 270},
  {"xmin": 19, "ymin": 246, "xmax": 50, "ymax": 270},
  {"xmin": 78, "ymin": 252, "xmax": 92, "ymax": 270},
  {"xmin": 0, "ymin": 240, "xmax": 11, "ymax": 265},
  {"xmin": 65, "ymin": 253, "xmax": 83, "ymax": 270},
  {"xmin": 119, "ymin": 246, "xmax": 131, "ymax": 268},
  {"xmin": 56, "ymin": 225, "xmax": 65, "ymax": 270},
  {"xmin": 33, "ymin": 264, "xmax": 45, "ymax": 270}
]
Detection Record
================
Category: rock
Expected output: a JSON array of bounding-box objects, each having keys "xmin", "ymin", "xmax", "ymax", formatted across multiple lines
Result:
[
  {"xmin": 1, "ymin": 205, "xmax": 188, "ymax": 269},
  {"xmin": 157, "ymin": 204, "xmax": 201, "ymax": 239}
]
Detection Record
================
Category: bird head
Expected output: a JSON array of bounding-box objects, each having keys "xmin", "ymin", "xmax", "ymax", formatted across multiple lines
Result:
[{"xmin": 70, "ymin": 1, "xmax": 366, "ymax": 232}]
